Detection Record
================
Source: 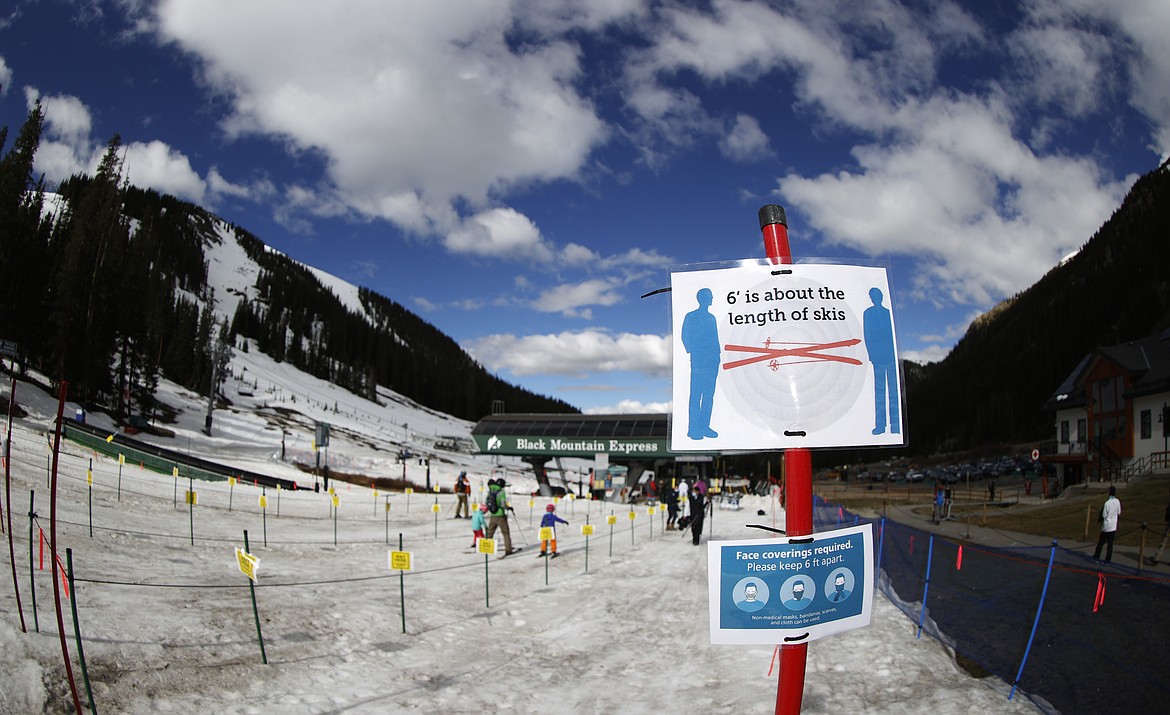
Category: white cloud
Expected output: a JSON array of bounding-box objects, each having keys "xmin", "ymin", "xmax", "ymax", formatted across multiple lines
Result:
[
  {"xmin": 27, "ymin": 87, "xmax": 92, "ymax": 146},
  {"xmin": 150, "ymin": 0, "xmax": 609, "ymax": 244},
  {"xmin": 560, "ymin": 242, "xmax": 599, "ymax": 266},
  {"xmin": 467, "ymin": 330, "xmax": 670, "ymax": 377},
  {"xmin": 1007, "ymin": 25, "xmax": 1114, "ymax": 117},
  {"xmin": 596, "ymin": 247, "xmax": 673, "ymax": 271},
  {"xmin": 1037, "ymin": 0, "xmax": 1170, "ymax": 158},
  {"xmin": 444, "ymin": 207, "xmax": 554, "ymax": 262},
  {"xmin": 621, "ymin": 0, "xmax": 1149, "ymax": 314},
  {"xmin": 900, "ymin": 345, "xmax": 949, "ymax": 366},
  {"xmin": 778, "ymin": 93, "xmax": 1132, "ymax": 305},
  {"xmin": 533, "ymin": 279, "xmax": 624, "ymax": 317},
  {"xmin": 206, "ymin": 166, "xmax": 263, "ymax": 201},
  {"xmin": 411, "ymin": 296, "xmax": 438, "ymax": 312},
  {"xmin": 583, "ymin": 399, "xmax": 671, "ymax": 415},
  {"xmin": 719, "ymin": 114, "xmax": 771, "ymax": 162},
  {"xmin": 122, "ymin": 140, "xmax": 206, "ymax": 203},
  {"xmin": 0, "ymin": 57, "xmax": 11, "ymax": 93}
]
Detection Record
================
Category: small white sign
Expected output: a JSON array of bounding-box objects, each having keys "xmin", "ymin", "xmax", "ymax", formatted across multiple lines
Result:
[{"xmin": 671, "ymin": 260, "xmax": 905, "ymax": 451}]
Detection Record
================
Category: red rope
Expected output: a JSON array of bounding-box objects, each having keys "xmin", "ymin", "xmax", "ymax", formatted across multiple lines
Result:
[{"xmin": 1093, "ymin": 574, "xmax": 1106, "ymax": 613}]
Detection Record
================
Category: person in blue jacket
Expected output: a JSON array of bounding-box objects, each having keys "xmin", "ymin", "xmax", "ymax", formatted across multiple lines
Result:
[{"xmin": 539, "ymin": 503, "xmax": 569, "ymax": 558}]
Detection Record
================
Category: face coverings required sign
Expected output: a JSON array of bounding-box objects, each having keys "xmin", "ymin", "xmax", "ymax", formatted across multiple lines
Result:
[{"xmin": 707, "ymin": 524, "xmax": 874, "ymax": 645}]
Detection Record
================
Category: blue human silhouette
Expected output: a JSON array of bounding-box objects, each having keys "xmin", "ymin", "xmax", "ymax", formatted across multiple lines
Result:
[
  {"xmin": 682, "ymin": 288, "xmax": 720, "ymax": 440},
  {"xmin": 863, "ymin": 287, "xmax": 900, "ymax": 435}
]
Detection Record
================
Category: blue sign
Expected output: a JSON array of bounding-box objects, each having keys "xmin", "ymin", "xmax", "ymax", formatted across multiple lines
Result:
[{"xmin": 707, "ymin": 524, "xmax": 874, "ymax": 645}]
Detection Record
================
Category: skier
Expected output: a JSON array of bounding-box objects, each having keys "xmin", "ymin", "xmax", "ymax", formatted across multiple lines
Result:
[
  {"xmin": 484, "ymin": 478, "xmax": 517, "ymax": 557},
  {"xmin": 454, "ymin": 472, "xmax": 471, "ymax": 518},
  {"xmin": 538, "ymin": 503, "xmax": 569, "ymax": 558},
  {"xmin": 689, "ymin": 477, "xmax": 708, "ymax": 545},
  {"xmin": 469, "ymin": 503, "xmax": 488, "ymax": 549},
  {"xmin": 664, "ymin": 483, "xmax": 679, "ymax": 530}
]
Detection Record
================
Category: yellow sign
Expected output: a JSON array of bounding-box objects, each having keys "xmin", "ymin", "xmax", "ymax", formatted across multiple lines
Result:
[
  {"xmin": 373, "ymin": 489, "xmax": 378, "ymax": 499},
  {"xmin": 528, "ymin": 499, "xmax": 535, "ymax": 508},
  {"xmin": 118, "ymin": 453, "xmax": 125, "ymax": 465},
  {"xmin": 607, "ymin": 515, "xmax": 617, "ymax": 526},
  {"xmin": 406, "ymin": 487, "xmax": 414, "ymax": 495},
  {"xmin": 332, "ymin": 494, "xmax": 340, "ymax": 508},
  {"xmin": 553, "ymin": 496, "xmax": 560, "ymax": 504},
  {"xmin": 229, "ymin": 476, "xmax": 237, "ymax": 486},
  {"xmin": 389, "ymin": 550, "xmax": 413, "ymax": 571},
  {"xmin": 477, "ymin": 538, "xmax": 496, "ymax": 555},
  {"xmin": 87, "ymin": 470, "xmax": 93, "ymax": 486},
  {"xmin": 259, "ymin": 495, "xmax": 268, "ymax": 509},
  {"xmin": 236, "ymin": 548, "xmax": 259, "ymax": 581},
  {"xmin": 581, "ymin": 524, "xmax": 595, "ymax": 536},
  {"xmin": 628, "ymin": 511, "xmax": 637, "ymax": 520},
  {"xmin": 186, "ymin": 490, "xmax": 197, "ymax": 506},
  {"xmin": 277, "ymin": 484, "xmax": 282, "ymax": 492},
  {"xmin": 106, "ymin": 433, "xmax": 116, "ymax": 443},
  {"xmin": 538, "ymin": 527, "xmax": 554, "ymax": 541},
  {"xmin": 433, "ymin": 484, "xmax": 440, "ymax": 493},
  {"xmin": 385, "ymin": 501, "xmax": 392, "ymax": 513},
  {"xmin": 648, "ymin": 506, "xmax": 657, "ymax": 516},
  {"xmin": 172, "ymin": 466, "xmax": 179, "ymax": 478},
  {"xmin": 431, "ymin": 503, "xmax": 441, "ymax": 513},
  {"xmin": 329, "ymin": 486, "xmax": 335, "ymax": 496},
  {"xmin": 567, "ymin": 493, "xmax": 575, "ymax": 501}
]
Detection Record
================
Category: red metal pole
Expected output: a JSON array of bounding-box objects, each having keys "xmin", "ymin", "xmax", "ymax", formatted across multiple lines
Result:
[
  {"xmin": 759, "ymin": 205, "xmax": 811, "ymax": 715},
  {"xmin": 49, "ymin": 382, "xmax": 83, "ymax": 714}
]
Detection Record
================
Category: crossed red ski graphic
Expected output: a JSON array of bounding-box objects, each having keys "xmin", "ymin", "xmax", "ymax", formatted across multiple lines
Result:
[{"xmin": 722, "ymin": 338, "xmax": 862, "ymax": 371}]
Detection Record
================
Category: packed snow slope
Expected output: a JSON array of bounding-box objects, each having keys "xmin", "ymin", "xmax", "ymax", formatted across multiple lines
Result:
[{"xmin": 0, "ymin": 356, "xmax": 1043, "ymax": 713}]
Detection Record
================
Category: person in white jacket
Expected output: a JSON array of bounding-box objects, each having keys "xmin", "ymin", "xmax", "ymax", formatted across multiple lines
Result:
[
  {"xmin": 1093, "ymin": 486, "xmax": 1122, "ymax": 562},
  {"xmin": 677, "ymin": 478, "xmax": 691, "ymax": 520}
]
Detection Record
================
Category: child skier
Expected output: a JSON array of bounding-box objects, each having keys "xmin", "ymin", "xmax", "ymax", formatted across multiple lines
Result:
[
  {"xmin": 539, "ymin": 503, "xmax": 569, "ymax": 558},
  {"xmin": 470, "ymin": 503, "xmax": 488, "ymax": 548}
]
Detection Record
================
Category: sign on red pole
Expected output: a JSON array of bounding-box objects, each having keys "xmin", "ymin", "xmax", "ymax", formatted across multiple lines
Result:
[{"xmin": 671, "ymin": 206, "xmax": 903, "ymax": 714}]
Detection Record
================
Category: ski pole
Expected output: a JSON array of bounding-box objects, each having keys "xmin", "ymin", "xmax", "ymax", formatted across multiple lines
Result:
[{"xmin": 510, "ymin": 510, "xmax": 530, "ymax": 547}]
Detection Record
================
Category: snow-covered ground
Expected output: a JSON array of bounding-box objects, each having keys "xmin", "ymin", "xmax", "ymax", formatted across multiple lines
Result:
[{"xmin": 0, "ymin": 357, "xmax": 1044, "ymax": 713}]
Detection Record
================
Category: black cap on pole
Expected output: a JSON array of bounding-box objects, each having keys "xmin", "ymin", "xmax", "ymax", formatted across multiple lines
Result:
[{"xmin": 759, "ymin": 204, "xmax": 787, "ymax": 229}]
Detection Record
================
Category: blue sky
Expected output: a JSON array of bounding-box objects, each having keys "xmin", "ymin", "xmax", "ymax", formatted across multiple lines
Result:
[{"xmin": 2, "ymin": 0, "xmax": 1168, "ymax": 414}]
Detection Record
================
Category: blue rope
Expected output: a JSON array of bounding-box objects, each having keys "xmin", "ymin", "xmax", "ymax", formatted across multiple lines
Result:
[
  {"xmin": 917, "ymin": 532, "xmax": 935, "ymax": 639},
  {"xmin": 1010, "ymin": 540, "xmax": 1057, "ymax": 701}
]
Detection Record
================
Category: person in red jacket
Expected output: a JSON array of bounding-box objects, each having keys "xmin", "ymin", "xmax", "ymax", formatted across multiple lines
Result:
[{"xmin": 454, "ymin": 472, "xmax": 471, "ymax": 518}]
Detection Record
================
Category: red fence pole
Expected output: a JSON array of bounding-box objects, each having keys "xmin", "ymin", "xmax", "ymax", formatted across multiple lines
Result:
[{"xmin": 759, "ymin": 205, "xmax": 812, "ymax": 715}]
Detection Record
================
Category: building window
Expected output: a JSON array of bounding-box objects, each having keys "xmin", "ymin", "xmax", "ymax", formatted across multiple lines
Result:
[
  {"xmin": 1092, "ymin": 375, "xmax": 1123, "ymax": 413},
  {"xmin": 1077, "ymin": 418, "xmax": 1087, "ymax": 443},
  {"xmin": 1141, "ymin": 409, "xmax": 1152, "ymax": 440},
  {"xmin": 1060, "ymin": 420, "xmax": 1070, "ymax": 444}
]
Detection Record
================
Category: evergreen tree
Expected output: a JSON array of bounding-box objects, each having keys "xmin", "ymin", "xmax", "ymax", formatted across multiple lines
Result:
[{"xmin": 0, "ymin": 104, "xmax": 53, "ymax": 367}]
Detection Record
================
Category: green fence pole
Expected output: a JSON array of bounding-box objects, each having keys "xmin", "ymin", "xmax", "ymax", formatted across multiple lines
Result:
[
  {"xmin": 243, "ymin": 530, "xmax": 267, "ymax": 664},
  {"xmin": 585, "ymin": 515, "xmax": 591, "ymax": 573},
  {"xmin": 609, "ymin": 511, "xmax": 614, "ymax": 558},
  {"xmin": 399, "ymin": 533, "xmax": 407, "ymax": 634},
  {"xmin": 66, "ymin": 549, "xmax": 97, "ymax": 714},
  {"xmin": 188, "ymin": 477, "xmax": 195, "ymax": 546}
]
